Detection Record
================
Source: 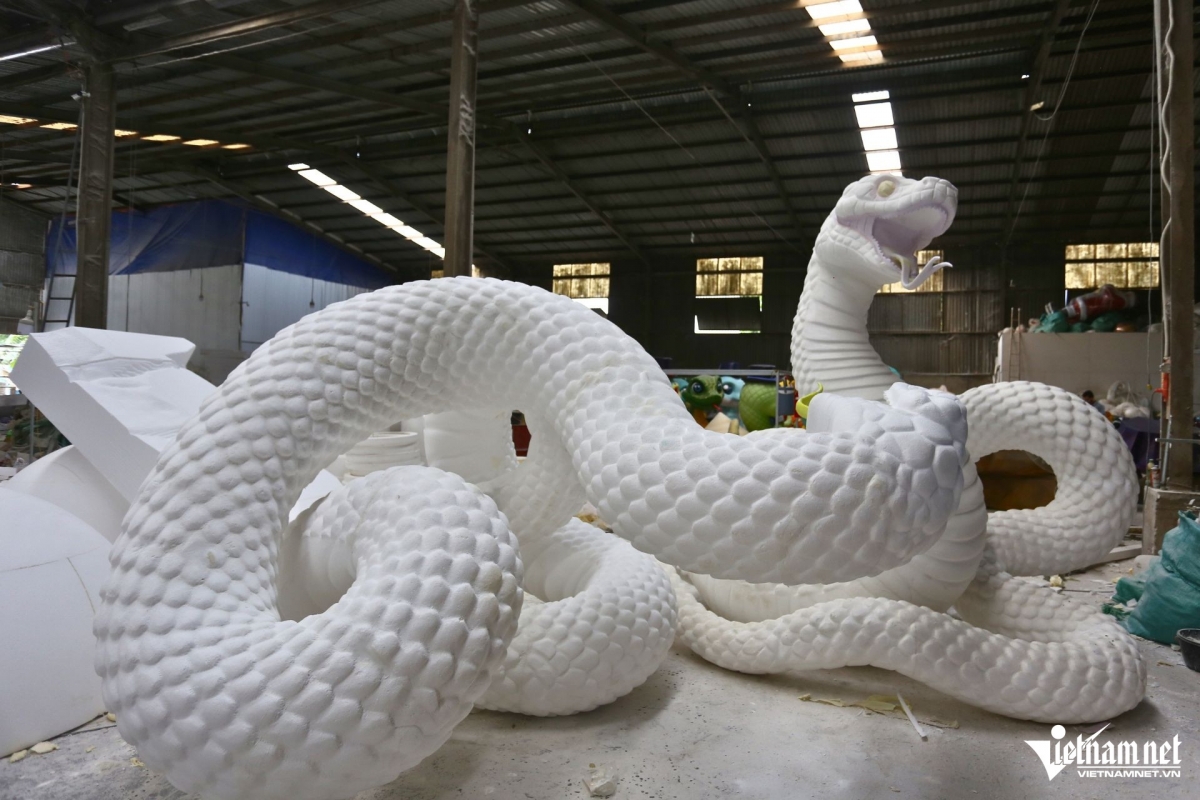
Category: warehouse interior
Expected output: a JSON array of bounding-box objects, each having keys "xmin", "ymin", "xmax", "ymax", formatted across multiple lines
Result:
[{"xmin": 0, "ymin": 2, "xmax": 1198, "ymax": 799}]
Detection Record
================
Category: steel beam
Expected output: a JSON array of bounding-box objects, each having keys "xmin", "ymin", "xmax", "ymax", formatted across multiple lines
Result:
[
  {"xmin": 1001, "ymin": 0, "xmax": 1072, "ymax": 234},
  {"xmin": 74, "ymin": 62, "xmax": 116, "ymax": 329},
  {"xmin": 559, "ymin": 0, "xmax": 807, "ymax": 244},
  {"xmin": 443, "ymin": 0, "xmax": 479, "ymax": 277},
  {"xmin": 513, "ymin": 130, "xmax": 650, "ymax": 265},
  {"xmin": 191, "ymin": 167, "xmax": 401, "ymax": 275},
  {"xmin": 335, "ymin": 158, "xmax": 508, "ymax": 271},
  {"xmin": 114, "ymin": 0, "xmax": 386, "ymax": 61}
]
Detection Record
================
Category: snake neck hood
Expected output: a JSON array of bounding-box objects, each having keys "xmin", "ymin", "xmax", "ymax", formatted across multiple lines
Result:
[{"xmin": 793, "ymin": 173, "xmax": 957, "ymax": 398}]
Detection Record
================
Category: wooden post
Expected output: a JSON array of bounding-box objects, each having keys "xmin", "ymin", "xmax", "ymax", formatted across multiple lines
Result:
[
  {"xmin": 75, "ymin": 62, "xmax": 116, "ymax": 328},
  {"xmin": 443, "ymin": 0, "xmax": 478, "ymax": 277},
  {"xmin": 1158, "ymin": 0, "xmax": 1194, "ymax": 488}
]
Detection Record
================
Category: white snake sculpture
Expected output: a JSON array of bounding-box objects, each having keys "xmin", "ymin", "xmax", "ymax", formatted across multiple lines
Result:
[
  {"xmin": 95, "ymin": 277, "xmax": 968, "ymax": 799},
  {"xmin": 674, "ymin": 173, "xmax": 1146, "ymax": 724}
]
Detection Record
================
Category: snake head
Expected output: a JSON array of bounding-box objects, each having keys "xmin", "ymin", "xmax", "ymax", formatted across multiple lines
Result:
[{"xmin": 817, "ymin": 174, "xmax": 958, "ymax": 289}]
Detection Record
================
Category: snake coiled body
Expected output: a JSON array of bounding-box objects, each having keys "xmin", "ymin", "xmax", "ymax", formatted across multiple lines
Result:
[
  {"xmin": 289, "ymin": 416, "xmax": 679, "ymax": 718},
  {"xmin": 675, "ymin": 174, "xmax": 1145, "ymax": 723},
  {"xmin": 96, "ymin": 278, "xmax": 968, "ymax": 799}
]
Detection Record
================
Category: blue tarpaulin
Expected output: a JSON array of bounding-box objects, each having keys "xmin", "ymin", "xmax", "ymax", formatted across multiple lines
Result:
[
  {"xmin": 46, "ymin": 199, "xmax": 391, "ymax": 289},
  {"xmin": 243, "ymin": 208, "xmax": 390, "ymax": 289}
]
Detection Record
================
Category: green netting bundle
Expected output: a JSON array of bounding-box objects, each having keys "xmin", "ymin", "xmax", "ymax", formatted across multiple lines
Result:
[{"xmin": 1112, "ymin": 512, "xmax": 1200, "ymax": 644}]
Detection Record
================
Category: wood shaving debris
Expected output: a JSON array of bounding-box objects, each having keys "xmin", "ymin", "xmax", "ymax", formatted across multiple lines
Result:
[
  {"xmin": 923, "ymin": 717, "xmax": 960, "ymax": 730},
  {"xmin": 799, "ymin": 692, "xmax": 958, "ymax": 729},
  {"xmin": 85, "ymin": 746, "xmax": 95, "ymax": 753},
  {"xmin": 130, "ymin": 757, "xmax": 145, "ymax": 769},
  {"xmin": 1157, "ymin": 660, "xmax": 1174, "ymax": 667},
  {"xmin": 9, "ymin": 750, "xmax": 27, "ymax": 763},
  {"xmin": 1049, "ymin": 575, "xmax": 1064, "ymax": 588},
  {"xmin": 890, "ymin": 787, "xmax": 901, "ymax": 793},
  {"xmin": 29, "ymin": 742, "xmax": 57, "ymax": 755},
  {"xmin": 852, "ymin": 695, "xmax": 900, "ymax": 714},
  {"xmin": 104, "ymin": 713, "xmax": 116, "ymax": 723}
]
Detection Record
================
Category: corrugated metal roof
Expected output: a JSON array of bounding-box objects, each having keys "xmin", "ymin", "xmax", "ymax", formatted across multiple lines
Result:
[{"xmin": 0, "ymin": 0, "xmax": 1164, "ymax": 276}]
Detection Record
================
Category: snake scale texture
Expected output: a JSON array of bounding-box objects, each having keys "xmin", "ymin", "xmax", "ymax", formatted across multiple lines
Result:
[
  {"xmin": 96, "ymin": 277, "xmax": 968, "ymax": 799},
  {"xmin": 675, "ymin": 174, "xmax": 1145, "ymax": 724}
]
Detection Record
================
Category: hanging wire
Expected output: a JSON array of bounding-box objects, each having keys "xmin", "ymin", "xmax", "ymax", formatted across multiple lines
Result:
[
  {"xmin": 1156, "ymin": 0, "xmax": 1176, "ymax": 345},
  {"xmin": 1005, "ymin": 0, "xmax": 1102, "ymax": 245},
  {"xmin": 1154, "ymin": 0, "xmax": 1182, "ymax": 481},
  {"xmin": 559, "ymin": 32, "xmax": 804, "ymax": 253},
  {"xmin": 1145, "ymin": 29, "xmax": 1160, "ymax": 399},
  {"xmin": 125, "ymin": 18, "xmax": 349, "ymax": 69},
  {"xmin": 1033, "ymin": 0, "xmax": 1102, "ymax": 124}
]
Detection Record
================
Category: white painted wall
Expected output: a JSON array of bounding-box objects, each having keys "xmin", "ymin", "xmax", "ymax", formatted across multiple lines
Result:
[
  {"xmin": 239, "ymin": 263, "xmax": 367, "ymax": 352},
  {"xmin": 95, "ymin": 264, "xmax": 369, "ymax": 383},
  {"xmin": 995, "ymin": 329, "xmax": 1192, "ymax": 404},
  {"xmin": 107, "ymin": 265, "xmax": 242, "ymax": 352}
]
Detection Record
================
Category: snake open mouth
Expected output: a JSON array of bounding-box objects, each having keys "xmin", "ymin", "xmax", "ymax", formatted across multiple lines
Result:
[
  {"xmin": 870, "ymin": 201, "xmax": 954, "ymax": 289},
  {"xmin": 838, "ymin": 176, "xmax": 958, "ymax": 290}
]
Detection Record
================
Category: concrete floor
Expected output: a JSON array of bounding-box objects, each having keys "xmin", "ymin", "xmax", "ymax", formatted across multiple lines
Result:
[{"xmin": 3, "ymin": 560, "xmax": 1197, "ymax": 800}]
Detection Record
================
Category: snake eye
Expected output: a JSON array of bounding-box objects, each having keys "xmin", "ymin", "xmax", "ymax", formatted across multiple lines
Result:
[
  {"xmin": 877, "ymin": 180, "xmax": 895, "ymax": 197},
  {"xmin": 691, "ymin": 381, "xmax": 704, "ymax": 394}
]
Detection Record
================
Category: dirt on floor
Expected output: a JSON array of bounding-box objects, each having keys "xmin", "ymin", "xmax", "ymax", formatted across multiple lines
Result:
[{"xmin": 2, "ymin": 558, "xmax": 1196, "ymax": 800}]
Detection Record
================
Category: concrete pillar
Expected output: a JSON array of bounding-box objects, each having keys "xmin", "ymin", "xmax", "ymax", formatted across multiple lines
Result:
[
  {"xmin": 74, "ymin": 62, "xmax": 116, "ymax": 329},
  {"xmin": 442, "ymin": 0, "xmax": 478, "ymax": 277}
]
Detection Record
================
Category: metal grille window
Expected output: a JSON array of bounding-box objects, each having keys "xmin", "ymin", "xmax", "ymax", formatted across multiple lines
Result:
[
  {"xmin": 553, "ymin": 262, "xmax": 610, "ymax": 298},
  {"xmin": 877, "ymin": 250, "xmax": 944, "ymax": 294},
  {"xmin": 695, "ymin": 257, "xmax": 763, "ymax": 333},
  {"xmin": 1064, "ymin": 243, "xmax": 1159, "ymax": 289},
  {"xmin": 553, "ymin": 262, "xmax": 610, "ymax": 313},
  {"xmin": 429, "ymin": 266, "xmax": 481, "ymax": 279},
  {"xmin": 695, "ymin": 256, "xmax": 763, "ymax": 297}
]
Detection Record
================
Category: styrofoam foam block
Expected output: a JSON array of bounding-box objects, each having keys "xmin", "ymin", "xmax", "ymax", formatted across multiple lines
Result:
[
  {"xmin": 344, "ymin": 431, "xmax": 421, "ymax": 478},
  {"xmin": 5, "ymin": 446, "xmax": 127, "ymax": 542},
  {"xmin": 423, "ymin": 410, "xmax": 517, "ymax": 486},
  {"xmin": 0, "ymin": 489, "xmax": 109, "ymax": 756},
  {"xmin": 11, "ymin": 327, "xmax": 339, "ymax": 517},
  {"xmin": 10, "ymin": 328, "xmax": 214, "ymax": 501}
]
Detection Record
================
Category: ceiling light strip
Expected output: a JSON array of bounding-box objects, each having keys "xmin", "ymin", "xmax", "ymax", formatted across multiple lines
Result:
[
  {"xmin": 804, "ymin": 2, "xmax": 881, "ymax": 65},
  {"xmin": 1, "ymin": 111, "xmax": 256, "ymax": 152},
  {"xmin": 288, "ymin": 163, "xmax": 449, "ymax": 261},
  {"xmin": 851, "ymin": 89, "xmax": 901, "ymax": 174}
]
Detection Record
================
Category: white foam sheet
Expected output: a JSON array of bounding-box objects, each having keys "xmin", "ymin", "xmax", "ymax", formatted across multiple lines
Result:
[
  {"xmin": 0, "ymin": 489, "xmax": 110, "ymax": 756},
  {"xmin": 0, "ymin": 332, "xmax": 347, "ymax": 756},
  {"xmin": 11, "ymin": 327, "xmax": 340, "ymax": 518},
  {"xmin": 422, "ymin": 410, "xmax": 517, "ymax": 486},
  {"xmin": 10, "ymin": 328, "xmax": 214, "ymax": 502},
  {"xmin": 6, "ymin": 446, "xmax": 127, "ymax": 542},
  {"xmin": 289, "ymin": 470, "xmax": 344, "ymax": 522}
]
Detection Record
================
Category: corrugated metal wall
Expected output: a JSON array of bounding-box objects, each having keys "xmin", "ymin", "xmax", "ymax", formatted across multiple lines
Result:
[
  {"xmin": 240, "ymin": 263, "xmax": 367, "ymax": 352},
  {"xmin": 104, "ymin": 264, "xmax": 370, "ymax": 354},
  {"xmin": 107, "ymin": 265, "xmax": 243, "ymax": 351},
  {"xmin": 867, "ymin": 259, "xmax": 1003, "ymax": 390},
  {"xmin": 102, "ymin": 264, "xmax": 368, "ymax": 384},
  {"xmin": 0, "ymin": 200, "xmax": 46, "ymax": 329},
  {"xmin": 518, "ymin": 247, "xmax": 1015, "ymax": 384}
]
